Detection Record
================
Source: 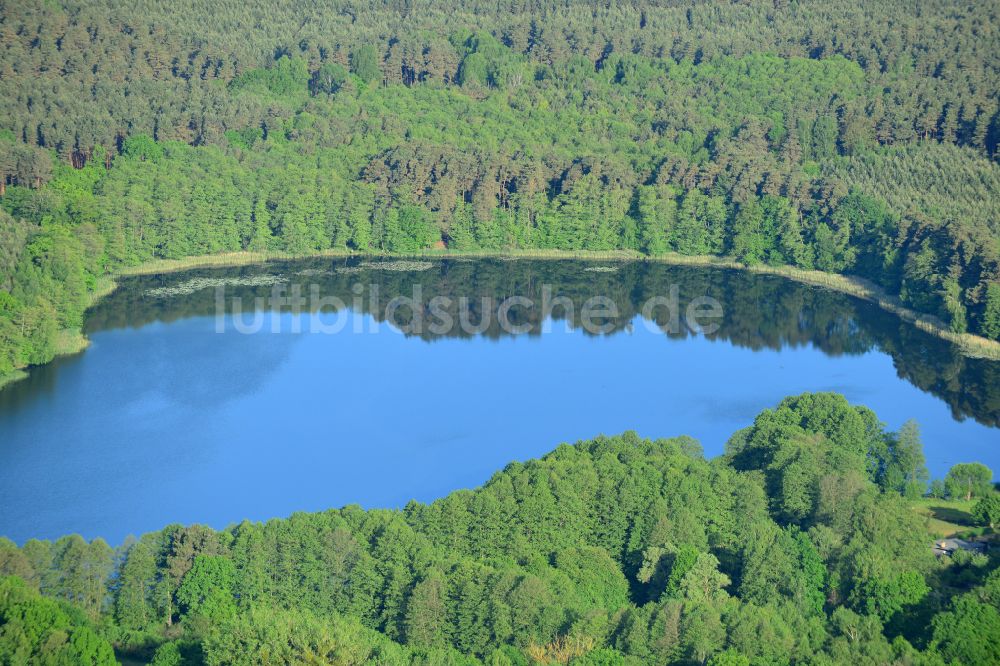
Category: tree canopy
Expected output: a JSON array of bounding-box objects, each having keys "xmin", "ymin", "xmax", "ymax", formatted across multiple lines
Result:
[
  {"xmin": 0, "ymin": 392, "xmax": 996, "ymax": 664},
  {"xmin": 1, "ymin": 0, "xmax": 1000, "ymax": 381}
]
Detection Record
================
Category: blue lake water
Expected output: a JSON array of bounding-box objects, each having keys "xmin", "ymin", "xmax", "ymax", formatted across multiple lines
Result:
[{"xmin": 1, "ymin": 258, "xmax": 997, "ymax": 544}]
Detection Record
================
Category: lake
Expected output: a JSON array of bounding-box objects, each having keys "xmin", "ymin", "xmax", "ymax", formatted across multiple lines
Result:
[{"xmin": 1, "ymin": 258, "xmax": 997, "ymax": 544}]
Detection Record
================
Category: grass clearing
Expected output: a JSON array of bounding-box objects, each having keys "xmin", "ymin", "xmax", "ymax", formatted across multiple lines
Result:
[{"xmin": 912, "ymin": 497, "xmax": 977, "ymax": 538}]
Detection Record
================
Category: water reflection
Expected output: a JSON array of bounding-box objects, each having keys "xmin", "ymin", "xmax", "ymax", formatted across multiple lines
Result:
[
  {"xmin": 78, "ymin": 258, "xmax": 1000, "ymax": 427},
  {"xmin": 2, "ymin": 257, "xmax": 998, "ymax": 544}
]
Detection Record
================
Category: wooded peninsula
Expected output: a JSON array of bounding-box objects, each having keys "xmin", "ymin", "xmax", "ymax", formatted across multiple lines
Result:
[{"xmin": 2, "ymin": 393, "xmax": 1000, "ymax": 665}]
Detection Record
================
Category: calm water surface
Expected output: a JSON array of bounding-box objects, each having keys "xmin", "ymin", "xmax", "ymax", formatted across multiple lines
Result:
[{"xmin": 1, "ymin": 259, "xmax": 997, "ymax": 543}]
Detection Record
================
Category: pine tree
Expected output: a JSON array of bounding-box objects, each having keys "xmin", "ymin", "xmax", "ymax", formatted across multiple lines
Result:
[
  {"xmin": 249, "ymin": 197, "xmax": 273, "ymax": 252},
  {"xmin": 404, "ymin": 570, "xmax": 449, "ymax": 647},
  {"xmin": 351, "ymin": 44, "xmax": 382, "ymax": 84},
  {"xmin": 447, "ymin": 203, "xmax": 477, "ymax": 251},
  {"xmin": 114, "ymin": 540, "xmax": 160, "ymax": 631},
  {"xmin": 981, "ymin": 283, "xmax": 1000, "ymax": 340}
]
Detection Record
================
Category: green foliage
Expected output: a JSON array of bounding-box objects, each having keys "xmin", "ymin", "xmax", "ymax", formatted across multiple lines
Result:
[
  {"xmin": 310, "ymin": 63, "xmax": 350, "ymax": 96},
  {"xmin": 224, "ymin": 127, "xmax": 264, "ymax": 150},
  {"xmin": 121, "ymin": 134, "xmax": 163, "ymax": 162},
  {"xmin": 945, "ymin": 463, "xmax": 994, "ymax": 501},
  {"xmin": 972, "ymin": 494, "xmax": 1000, "ymax": 528},
  {"xmin": 983, "ymin": 283, "xmax": 1000, "ymax": 341},
  {"xmin": 854, "ymin": 569, "xmax": 929, "ymax": 621},
  {"xmin": 383, "ymin": 204, "xmax": 439, "ymax": 252},
  {"xmin": 176, "ymin": 556, "xmax": 237, "ymax": 622},
  {"xmin": 231, "ymin": 56, "xmax": 309, "ymax": 100},
  {"xmin": 662, "ymin": 546, "xmax": 699, "ymax": 601},
  {"xmin": 636, "ymin": 185, "xmax": 678, "ymax": 256},
  {"xmin": 726, "ymin": 392, "xmax": 885, "ymax": 520},
  {"xmin": 571, "ymin": 648, "xmax": 626, "ymax": 665},
  {"xmin": 877, "ymin": 420, "xmax": 930, "ymax": 499},
  {"xmin": 149, "ymin": 641, "xmax": 202, "ymax": 666},
  {"xmin": 351, "ymin": 44, "xmax": 382, "ymax": 84},
  {"xmin": 0, "ymin": 393, "xmax": 972, "ymax": 664},
  {"xmin": 707, "ymin": 650, "xmax": 750, "ymax": 666},
  {"xmin": 202, "ymin": 606, "xmax": 413, "ymax": 665},
  {"xmin": 114, "ymin": 539, "xmax": 161, "ymax": 633},
  {"xmin": 1, "ymin": 6, "xmax": 999, "ymax": 376},
  {"xmin": 0, "ymin": 576, "xmax": 116, "ymax": 664},
  {"xmin": 932, "ymin": 595, "xmax": 1000, "ymax": 665},
  {"xmin": 458, "ymin": 53, "xmax": 488, "ymax": 88},
  {"xmin": 0, "ymin": 0, "xmax": 998, "ymax": 657},
  {"xmin": 672, "ymin": 191, "xmax": 727, "ymax": 256}
]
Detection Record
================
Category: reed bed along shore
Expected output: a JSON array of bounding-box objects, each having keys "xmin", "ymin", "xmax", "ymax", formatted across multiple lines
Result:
[
  {"xmin": 85, "ymin": 248, "xmax": 1000, "ymax": 362},
  {"xmin": 109, "ymin": 248, "xmax": 642, "ymax": 277}
]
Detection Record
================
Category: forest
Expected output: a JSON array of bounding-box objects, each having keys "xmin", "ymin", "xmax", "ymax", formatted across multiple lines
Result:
[
  {"xmin": 2, "ymin": 3, "xmax": 1000, "ymax": 664},
  {"xmin": 1, "ymin": 0, "xmax": 1000, "ymax": 382},
  {"xmin": 1, "ymin": 392, "xmax": 999, "ymax": 664}
]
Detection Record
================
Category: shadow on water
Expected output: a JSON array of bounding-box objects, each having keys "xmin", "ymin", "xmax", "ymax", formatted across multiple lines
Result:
[
  {"xmin": 2, "ymin": 257, "xmax": 998, "ymax": 544},
  {"xmin": 69, "ymin": 257, "xmax": 1000, "ymax": 427},
  {"xmin": 0, "ymin": 312, "xmax": 300, "ymax": 415}
]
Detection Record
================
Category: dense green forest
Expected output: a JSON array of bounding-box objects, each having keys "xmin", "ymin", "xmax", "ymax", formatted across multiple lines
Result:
[
  {"xmin": 2, "ymin": 3, "xmax": 999, "ymax": 663},
  {"xmin": 1, "ymin": 393, "xmax": 998, "ymax": 664},
  {"xmin": 1, "ymin": 0, "xmax": 1000, "ymax": 381}
]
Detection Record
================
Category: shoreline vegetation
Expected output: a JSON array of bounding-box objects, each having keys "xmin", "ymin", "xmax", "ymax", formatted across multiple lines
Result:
[
  {"xmin": 113, "ymin": 248, "xmax": 1000, "ymax": 358},
  {"xmin": 1, "ymin": 392, "xmax": 997, "ymax": 665},
  {"xmin": 2, "ymin": 1, "xmax": 999, "ymax": 662},
  {"xmin": 0, "ymin": 275, "xmax": 116, "ymax": 390},
  {"xmin": 3, "ymin": 1, "xmax": 1000, "ymax": 396},
  {"xmin": 2, "ymin": 247, "xmax": 998, "ymax": 391}
]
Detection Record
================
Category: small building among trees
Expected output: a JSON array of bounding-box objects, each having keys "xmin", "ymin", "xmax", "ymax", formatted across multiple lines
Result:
[{"xmin": 932, "ymin": 538, "xmax": 987, "ymax": 557}]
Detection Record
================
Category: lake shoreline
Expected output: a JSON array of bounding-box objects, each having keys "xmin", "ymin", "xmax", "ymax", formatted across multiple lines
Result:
[
  {"xmin": 109, "ymin": 248, "xmax": 1000, "ymax": 360},
  {"xmin": 0, "ymin": 276, "xmax": 117, "ymax": 390},
  {"xmin": 2, "ymin": 247, "xmax": 998, "ymax": 391}
]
